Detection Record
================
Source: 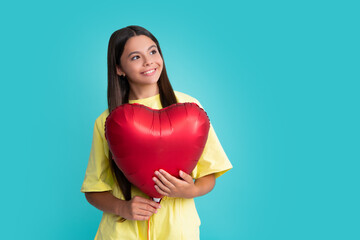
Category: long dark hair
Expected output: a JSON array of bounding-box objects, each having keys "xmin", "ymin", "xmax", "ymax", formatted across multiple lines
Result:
[{"xmin": 107, "ymin": 25, "xmax": 177, "ymax": 203}]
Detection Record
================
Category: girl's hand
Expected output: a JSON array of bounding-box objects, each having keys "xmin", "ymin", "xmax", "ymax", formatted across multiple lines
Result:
[
  {"xmin": 119, "ymin": 196, "xmax": 161, "ymax": 221},
  {"xmin": 153, "ymin": 169, "xmax": 197, "ymax": 199}
]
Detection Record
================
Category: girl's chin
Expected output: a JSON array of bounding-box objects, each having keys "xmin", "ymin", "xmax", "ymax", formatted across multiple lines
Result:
[
  {"xmin": 129, "ymin": 79, "xmax": 159, "ymax": 87},
  {"xmin": 138, "ymin": 75, "xmax": 161, "ymax": 84}
]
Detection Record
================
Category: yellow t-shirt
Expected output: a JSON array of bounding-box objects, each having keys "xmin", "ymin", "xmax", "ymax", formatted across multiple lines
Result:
[{"xmin": 80, "ymin": 91, "xmax": 233, "ymax": 240}]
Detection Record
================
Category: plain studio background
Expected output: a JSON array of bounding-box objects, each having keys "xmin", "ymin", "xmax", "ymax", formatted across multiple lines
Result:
[{"xmin": 0, "ymin": 0, "xmax": 359, "ymax": 239}]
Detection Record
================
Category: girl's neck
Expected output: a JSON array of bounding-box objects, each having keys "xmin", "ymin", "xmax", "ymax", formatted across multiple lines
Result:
[{"xmin": 128, "ymin": 84, "xmax": 159, "ymax": 100}]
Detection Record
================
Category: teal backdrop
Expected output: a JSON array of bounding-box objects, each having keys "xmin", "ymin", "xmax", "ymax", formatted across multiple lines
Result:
[{"xmin": 0, "ymin": 0, "xmax": 359, "ymax": 239}]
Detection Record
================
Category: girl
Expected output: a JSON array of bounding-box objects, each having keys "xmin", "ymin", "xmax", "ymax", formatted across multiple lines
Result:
[{"xmin": 81, "ymin": 25, "xmax": 232, "ymax": 239}]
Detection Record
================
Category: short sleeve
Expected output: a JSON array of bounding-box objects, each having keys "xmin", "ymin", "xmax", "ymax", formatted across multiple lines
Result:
[
  {"xmin": 80, "ymin": 117, "xmax": 115, "ymax": 192},
  {"xmin": 189, "ymin": 99, "xmax": 233, "ymax": 179}
]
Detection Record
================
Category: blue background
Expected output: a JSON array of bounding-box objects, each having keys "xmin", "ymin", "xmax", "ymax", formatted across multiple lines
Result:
[{"xmin": 1, "ymin": 0, "xmax": 359, "ymax": 239}]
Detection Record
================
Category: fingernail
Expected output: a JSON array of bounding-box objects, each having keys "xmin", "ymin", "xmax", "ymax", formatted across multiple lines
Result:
[{"xmin": 152, "ymin": 177, "xmax": 156, "ymax": 181}]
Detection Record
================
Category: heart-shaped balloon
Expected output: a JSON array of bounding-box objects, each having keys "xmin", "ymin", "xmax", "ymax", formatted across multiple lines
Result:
[{"xmin": 105, "ymin": 102, "xmax": 210, "ymax": 199}]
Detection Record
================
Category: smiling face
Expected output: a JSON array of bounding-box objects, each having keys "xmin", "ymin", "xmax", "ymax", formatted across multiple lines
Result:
[{"xmin": 117, "ymin": 35, "xmax": 163, "ymax": 92}]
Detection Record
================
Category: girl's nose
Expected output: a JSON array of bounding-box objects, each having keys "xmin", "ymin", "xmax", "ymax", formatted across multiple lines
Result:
[{"xmin": 143, "ymin": 56, "xmax": 153, "ymax": 66}]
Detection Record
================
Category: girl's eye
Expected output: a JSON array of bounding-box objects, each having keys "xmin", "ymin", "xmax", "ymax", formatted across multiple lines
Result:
[{"xmin": 131, "ymin": 50, "xmax": 157, "ymax": 60}]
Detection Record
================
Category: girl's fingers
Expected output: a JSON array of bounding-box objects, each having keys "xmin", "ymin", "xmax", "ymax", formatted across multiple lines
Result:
[
  {"xmin": 148, "ymin": 200, "xmax": 161, "ymax": 209},
  {"xmin": 179, "ymin": 170, "xmax": 194, "ymax": 183},
  {"xmin": 133, "ymin": 196, "xmax": 161, "ymax": 209},
  {"xmin": 138, "ymin": 203, "xmax": 158, "ymax": 213},
  {"xmin": 157, "ymin": 169, "xmax": 179, "ymax": 185},
  {"xmin": 125, "ymin": 196, "xmax": 162, "ymax": 221},
  {"xmin": 154, "ymin": 185, "xmax": 169, "ymax": 196},
  {"xmin": 153, "ymin": 176, "xmax": 171, "ymax": 192},
  {"xmin": 133, "ymin": 213, "xmax": 151, "ymax": 221},
  {"xmin": 135, "ymin": 215, "xmax": 150, "ymax": 221},
  {"xmin": 136, "ymin": 208, "xmax": 156, "ymax": 216}
]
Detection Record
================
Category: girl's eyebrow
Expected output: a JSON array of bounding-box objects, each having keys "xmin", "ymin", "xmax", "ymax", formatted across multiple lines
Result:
[{"xmin": 128, "ymin": 45, "xmax": 157, "ymax": 58}]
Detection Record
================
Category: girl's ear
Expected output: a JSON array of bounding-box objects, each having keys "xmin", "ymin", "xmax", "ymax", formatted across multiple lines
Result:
[{"xmin": 116, "ymin": 66, "xmax": 125, "ymax": 77}]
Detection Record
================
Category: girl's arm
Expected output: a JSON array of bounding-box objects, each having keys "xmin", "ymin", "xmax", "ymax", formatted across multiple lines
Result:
[
  {"xmin": 153, "ymin": 169, "xmax": 216, "ymax": 199},
  {"xmin": 85, "ymin": 192, "xmax": 161, "ymax": 221},
  {"xmin": 193, "ymin": 173, "xmax": 216, "ymax": 197}
]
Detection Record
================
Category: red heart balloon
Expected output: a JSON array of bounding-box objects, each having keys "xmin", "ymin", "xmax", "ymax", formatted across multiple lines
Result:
[{"xmin": 105, "ymin": 102, "xmax": 210, "ymax": 199}]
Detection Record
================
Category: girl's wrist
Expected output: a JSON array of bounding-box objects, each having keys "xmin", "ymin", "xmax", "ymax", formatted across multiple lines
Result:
[
  {"xmin": 115, "ymin": 199, "xmax": 126, "ymax": 217},
  {"xmin": 182, "ymin": 185, "xmax": 199, "ymax": 199}
]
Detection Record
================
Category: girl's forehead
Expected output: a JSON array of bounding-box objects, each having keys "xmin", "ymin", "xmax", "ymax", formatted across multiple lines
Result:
[{"xmin": 124, "ymin": 35, "xmax": 156, "ymax": 51}]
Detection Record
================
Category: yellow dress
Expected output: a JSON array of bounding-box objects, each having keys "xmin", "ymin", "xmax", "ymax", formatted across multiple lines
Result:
[{"xmin": 81, "ymin": 91, "xmax": 233, "ymax": 240}]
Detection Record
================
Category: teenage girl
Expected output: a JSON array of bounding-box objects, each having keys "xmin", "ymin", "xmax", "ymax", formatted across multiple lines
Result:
[{"xmin": 81, "ymin": 25, "xmax": 232, "ymax": 240}]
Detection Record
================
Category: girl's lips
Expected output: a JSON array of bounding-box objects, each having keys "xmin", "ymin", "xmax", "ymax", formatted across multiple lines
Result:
[{"xmin": 142, "ymin": 68, "xmax": 157, "ymax": 76}]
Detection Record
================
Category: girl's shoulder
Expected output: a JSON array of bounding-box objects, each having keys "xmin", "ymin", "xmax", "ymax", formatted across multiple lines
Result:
[
  {"xmin": 94, "ymin": 109, "xmax": 110, "ymax": 129},
  {"xmin": 174, "ymin": 90, "xmax": 202, "ymax": 107}
]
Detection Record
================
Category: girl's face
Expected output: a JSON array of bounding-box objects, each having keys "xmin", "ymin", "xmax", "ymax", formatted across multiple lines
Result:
[{"xmin": 117, "ymin": 35, "xmax": 163, "ymax": 89}]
